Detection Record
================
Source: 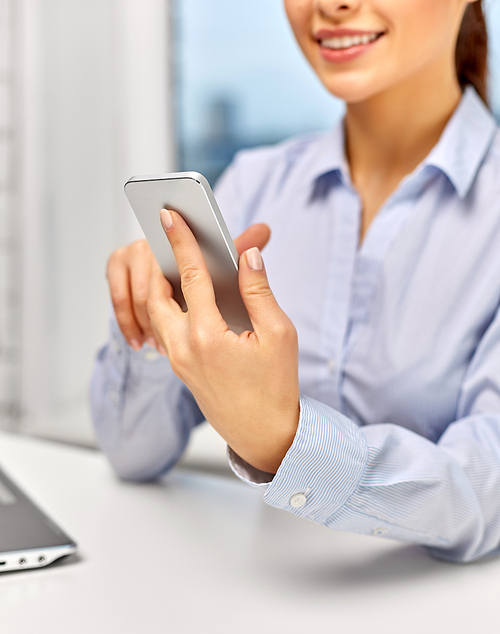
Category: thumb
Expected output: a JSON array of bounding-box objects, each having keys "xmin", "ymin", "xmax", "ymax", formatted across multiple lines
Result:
[
  {"xmin": 234, "ymin": 223, "xmax": 271, "ymax": 256},
  {"xmin": 239, "ymin": 247, "xmax": 291, "ymax": 336}
]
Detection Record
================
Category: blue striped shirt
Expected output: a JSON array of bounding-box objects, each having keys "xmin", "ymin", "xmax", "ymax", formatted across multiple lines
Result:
[{"xmin": 91, "ymin": 87, "xmax": 500, "ymax": 562}]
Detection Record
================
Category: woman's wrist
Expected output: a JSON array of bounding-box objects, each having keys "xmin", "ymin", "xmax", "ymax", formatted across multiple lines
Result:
[{"xmin": 227, "ymin": 402, "xmax": 300, "ymax": 474}]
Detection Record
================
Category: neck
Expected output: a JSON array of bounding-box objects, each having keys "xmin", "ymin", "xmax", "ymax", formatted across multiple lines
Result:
[{"xmin": 345, "ymin": 64, "xmax": 462, "ymax": 182}]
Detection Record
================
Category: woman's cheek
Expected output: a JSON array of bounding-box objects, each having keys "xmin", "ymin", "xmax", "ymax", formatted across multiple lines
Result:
[{"xmin": 283, "ymin": 0, "xmax": 312, "ymax": 51}]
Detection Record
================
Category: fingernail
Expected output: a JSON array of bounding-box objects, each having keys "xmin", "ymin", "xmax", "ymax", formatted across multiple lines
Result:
[
  {"xmin": 146, "ymin": 337, "xmax": 156, "ymax": 348},
  {"xmin": 246, "ymin": 247, "xmax": 263, "ymax": 271},
  {"xmin": 130, "ymin": 339, "xmax": 141, "ymax": 351},
  {"xmin": 160, "ymin": 209, "xmax": 173, "ymax": 232}
]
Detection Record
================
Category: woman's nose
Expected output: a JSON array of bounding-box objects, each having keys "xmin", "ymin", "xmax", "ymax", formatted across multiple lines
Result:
[{"xmin": 316, "ymin": 0, "xmax": 362, "ymax": 19}]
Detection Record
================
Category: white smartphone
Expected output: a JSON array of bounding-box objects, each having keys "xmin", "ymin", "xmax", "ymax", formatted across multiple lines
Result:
[{"xmin": 124, "ymin": 172, "xmax": 252, "ymax": 334}]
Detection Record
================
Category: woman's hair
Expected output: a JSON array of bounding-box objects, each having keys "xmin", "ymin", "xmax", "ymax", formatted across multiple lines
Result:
[{"xmin": 455, "ymin": 1, "xmax": 489, "ymax": 105}]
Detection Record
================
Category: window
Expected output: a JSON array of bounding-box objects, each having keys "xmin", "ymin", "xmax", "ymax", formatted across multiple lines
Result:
[{"xmin": 174, "ymin": 0, "xmax": 344, "ymax": 186}]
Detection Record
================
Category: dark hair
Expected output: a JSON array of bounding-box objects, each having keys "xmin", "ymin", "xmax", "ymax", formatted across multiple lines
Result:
[{"xmin": 455, "ymin": 1, "xmax": 489, "ymax": 105}]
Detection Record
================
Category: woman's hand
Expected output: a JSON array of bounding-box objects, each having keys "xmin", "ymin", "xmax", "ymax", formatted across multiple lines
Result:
[
  {"xmin": 106, "ymin": 223, "xmax": 271, "ymax": 352},
  {"xmin": 147, "ymin": 210, "xmax": 300, "ymax": 474}
]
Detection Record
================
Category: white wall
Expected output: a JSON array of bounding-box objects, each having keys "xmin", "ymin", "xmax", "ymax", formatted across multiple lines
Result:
[
  {"xmin": 18, "ymin": 0, "xmax": 174, "ymax": 445},
  {"xmin": 0, "ymin": 0, "xmax": 23, "ymax": 432}
]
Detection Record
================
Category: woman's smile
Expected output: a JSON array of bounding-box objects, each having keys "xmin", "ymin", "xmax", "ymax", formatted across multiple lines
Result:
[{"xmin": 314, "ymin": 28, "xmax": 386, "ymax": 63}]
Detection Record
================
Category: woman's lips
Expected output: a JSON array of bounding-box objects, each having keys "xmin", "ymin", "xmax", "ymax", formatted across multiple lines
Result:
[{"xmin": 315, "ymin": 30, "xmax": 385, "ymax": 64}]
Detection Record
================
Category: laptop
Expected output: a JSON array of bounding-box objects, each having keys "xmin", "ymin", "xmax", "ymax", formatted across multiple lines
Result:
[{"xmin": 0, "ymin": 465, "xmax": 77, "ymax": 572}]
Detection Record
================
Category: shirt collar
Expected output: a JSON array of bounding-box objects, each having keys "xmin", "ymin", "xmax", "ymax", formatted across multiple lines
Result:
[
  {"xmin": 424, "ymin": 87, "xmax": 497, "ymax": 198},
  {"xmin": 302, "ymin": 122, "xmax": 348, "ymax": 187},
  {"xmin": 305, "ymin": 86, "xmax": 497, "ymax": 200}
]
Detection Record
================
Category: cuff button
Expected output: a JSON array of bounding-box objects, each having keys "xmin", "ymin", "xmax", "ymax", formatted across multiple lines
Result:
[
  {"xmin": 144, "ymin": 349, "xmax": 159, "ymax": 361},
  {"xmin": 290, "ymin": 493, "xmax": 307, "ymax": 508}
]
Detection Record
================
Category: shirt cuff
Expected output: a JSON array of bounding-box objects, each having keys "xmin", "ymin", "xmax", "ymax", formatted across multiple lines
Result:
[
  {"xmin": 227, "ymin": 446, "xmax": 274, "ymax": 489},
  {"xmin": 261, "ymin": 394, "xmax": 369, "ymax": 523},
  {"xmin": 108, "ymin": 307, "xmax": 172, "ymax": 379}
]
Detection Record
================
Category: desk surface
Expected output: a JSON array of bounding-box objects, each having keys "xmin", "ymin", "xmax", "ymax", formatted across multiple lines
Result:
[{"xmin": 0, "ymin": 431, "xmax": 499, "ymax": 634}]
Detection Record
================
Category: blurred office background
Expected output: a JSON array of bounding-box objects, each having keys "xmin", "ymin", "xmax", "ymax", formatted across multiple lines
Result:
[{"xmin": 1, "ymin": 0, "xmax": 500, "ymax": 452}]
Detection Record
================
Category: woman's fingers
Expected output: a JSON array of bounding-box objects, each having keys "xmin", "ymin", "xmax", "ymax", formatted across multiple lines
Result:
[
  {"xmin": 233, "ymin": 223, "xmax": 271, "ymax": 256},
  {"xmin": 128, "ymin": 241, "xmax": 157, "ymax": 345},
  {"xmin": 160, "ymin": 210, "xmax": 224, "ymax": 328},
  {"xmin": 108, "ymin": 219, "xmax": 271, "ymax": 351},
  {"xmin": 147, "ymin": 267, "xmax": 181, "ymax": 356},
  {"xmin": 106, "ymin": 248, "xmax": 144, "ymax": 350},
  {"xmin": 239, "ymin": 247, "xmax": 298, "ymax": 345},
  {"xmin": 107, "ymin": 239, "xmax": 164, "ymax": 350}
]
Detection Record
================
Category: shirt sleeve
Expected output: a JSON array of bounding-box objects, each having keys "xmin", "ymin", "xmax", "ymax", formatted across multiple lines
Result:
[
  {"xmin": 90, "ymin": 309, "xmax": 205, "ymax": 481},
  {"xmin": 229, "ymin": 301, "xmax": 500, "ymax": 563}
]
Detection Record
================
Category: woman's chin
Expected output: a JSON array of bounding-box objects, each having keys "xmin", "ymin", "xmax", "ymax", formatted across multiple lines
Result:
[
  {"xmin": 315, "ymin": 67, "xmax": 394, "ymax": 105},
  {"xmin": 322, "ymin": 79, "xmax": 387, "ymax": 105}
]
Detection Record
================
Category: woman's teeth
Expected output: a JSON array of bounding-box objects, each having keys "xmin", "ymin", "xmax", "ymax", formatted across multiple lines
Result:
[{"xmin": 321, "ymin": 33, "xmax": 379, "ymax": 50}]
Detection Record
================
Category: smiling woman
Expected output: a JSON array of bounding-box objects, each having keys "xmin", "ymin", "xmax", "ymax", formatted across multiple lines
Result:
[{"xmin": 92, "ymin": 0, "xmax": 500, "ymax": 564}]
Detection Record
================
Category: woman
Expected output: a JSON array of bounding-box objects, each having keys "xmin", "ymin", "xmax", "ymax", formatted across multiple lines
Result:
[{"xmin": 91, "ymin": 0, "xmax": 500, "ymax": 562}]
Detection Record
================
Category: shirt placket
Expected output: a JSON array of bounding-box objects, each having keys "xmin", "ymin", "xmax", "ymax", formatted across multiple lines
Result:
[
  {"xmin": 337, "ymin": 174, "xmax": 433, "ymax": 417},
  {"xmin": 315, "ymin": 185, "xmax": 361, "ymax": 411}
]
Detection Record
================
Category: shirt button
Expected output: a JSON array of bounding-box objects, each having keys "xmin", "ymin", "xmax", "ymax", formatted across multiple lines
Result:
[
  {"xmin": 327, "ymin": 358, "xmax": 336, "ymax": 374},
  {"xmin": 290, "ymin": 493, "xmax": 307, "ymax": 508},
  {"xmin": 113, "ymin": 338, "xmax": 121, "ymax": 352},
  {"xmin": 144, "ymin": 349, "xmax": 159, "ymax": 361},
  {"xmin": 372, "ymin": 527, "xmax": 387, "ymax": 536}
]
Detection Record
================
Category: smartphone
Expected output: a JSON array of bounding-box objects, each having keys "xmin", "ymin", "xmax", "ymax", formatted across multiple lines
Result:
[{"xmin": 124, "ymin": 172, "xmax": 252, "ymax": 334}]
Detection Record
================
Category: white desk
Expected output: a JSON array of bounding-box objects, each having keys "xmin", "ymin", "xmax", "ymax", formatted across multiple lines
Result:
[{"xmin": 0, "ymin": 431, "xmax": 499, "ymax": 634}]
